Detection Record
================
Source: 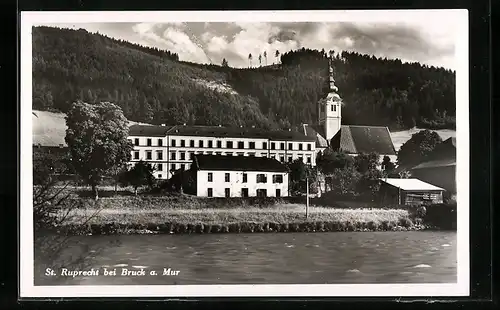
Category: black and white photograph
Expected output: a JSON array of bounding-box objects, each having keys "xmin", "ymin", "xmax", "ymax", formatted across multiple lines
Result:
[{"xmin": 20, "ymin": 10, "xmax": 469, "ymax": 297}]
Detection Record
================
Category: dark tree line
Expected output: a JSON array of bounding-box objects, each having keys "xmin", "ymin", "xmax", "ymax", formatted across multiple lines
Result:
[{"xmin": 33, "ymin": 26, "xmax": 456, "ymax": 131}]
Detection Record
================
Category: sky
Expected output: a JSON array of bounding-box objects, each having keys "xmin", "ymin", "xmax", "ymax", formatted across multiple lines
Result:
[{"xmin": 37, "ymin": 18, "xmax": 459, "ymax": 70}]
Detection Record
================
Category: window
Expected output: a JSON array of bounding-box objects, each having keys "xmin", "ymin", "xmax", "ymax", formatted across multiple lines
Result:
[
  {"xmin": 157, "ymin": 164, "xmax": 163, "ymax": 171},
  {"xmin": 134, "ymin": 151, "xmax": 139, "ymax": 159},
  {"xmin": 190, "ymin": 152, "xmax": 194, "ymax": 160},
  {"xmin": 158, "ymin": 139, "xmax": 163, "ymax": 146},
  {"xmin": 170, "ymin": 164, "xmax": 176, "ymax": 171},
  {"xmin": 307, "ymin": 143, "xmax": 312, "ymax": 151},
  {"xmin": 273, "ymin": 174, "xmax": 283, "ymax": 184},
  {"xmin": 307, "ymin": 156, "xmax": 312, "ymax": 164},
  {"xmin": 270, "ymin": 154, "xmax": 276, "ymax": 160},
  {"xmin": 190, "ymin": 140, "xmax": 195, "ymax": 147},
  {"xmin": 280, "ymin": 156, "xmax": 285, "ymax": 162},
  {"xmin": 217, "ymin": 140, "xmax": 222, "ymax": 148},
  {"xmin": 181, "ymin": 164, "xmax": 185, "ymax": 170},
  {"xmin": 237, "ymin": 152, "xmax": 244, "ymax": 156},
  {"xmin": 171, "ymin": 152, "xmax": 176, "ymax": 160},
  {"xmin": 147, "ymin": 138, "xmax": 152, "ymax": 146},
  {"xmin": 238, "ymin": 141, "xmax": 244, "ymax": 149},
  {"xmin": 242, "ymin": 173, "xmax": 247, "ymax": 183},
  {"xmin": 288, "ymin": 156, "xmax": 293, "ymax": 162},
  {"xmin": 171, "ymin": 139, "xmax": 176, "ymax": 147},
  {"xmin": 207, "ymin": 188, "xmax": 213, "ymax": 197},
  {"xmin": 180, "ymin": 152, "xmax": 185, "ymax": 160},
  {"xmin": 199, "ymin": 140, "xmax": 204, "ymax": 148},
  {"xmin": 271, "ymin": 142, "xmax": 276, "ymax": 150},
  {"xmin": 288, "ymin": 143, "xmax": 293, "ymax": 150},
  {"xmin": 216, "ymin": 151, "xmax": 222, "ymax": 155},
  {"xmin": 134, "ymin": 138, "xmax": 139, "ymax": 146},
  {"xmin": 146, "ymin": 151, "xmax": 152, "ymax": 160},
  {"xmin": 331, "ymin": 105, "xmax": 334, "ymax": 112},
  {"xmin": 262, "ymin": 153, "xmax": 268, "ymax": 157},
  {"xmin": 158, "ymin": 174, "xmax": 162, "ymax": 179},
  {"xmin": 226, "ymin": 152, "xmax": 233, "ymax": 156},
  {"xmin": 208, "ymin": 173, "xmax": 213, "ymax": 182},
  {"xmin": 276, "ymin": 189, "xmax": 281, "ymax": 198},
  {"xmin": 299, "ymin": 143, "xmax": 303, "ymax": 151},
  {"xmin": 249, "ymin": 153, "xmax": 255, "ymax": 157},
  {"xmin": 280, "ymin": 143, "xmax": 285, "ymax": 150},
  {"xmin": 156, "ymin": 151, "xmax": 163, "ymax": 160},
  {"xmin": 257, "ymin": 189, "xmax": 267, "ymax": 197},
  {"xmin": 227, "ymin": 141, "xmax": 233, "ymax": 148},
  {"xmin": 263, "ymin": 142, "xmax": 268, "ymax": 149},
  {"xmin": 334, "ymin": 105, "xmax": 337, "ymax": 112},
  {"xmin": 299, "ymin": 156, "xmax": 304, "ymax": 162},
  {"xmin": 181, "ymin": 140, "xmax": 185, "ymax": 147},
  {"xmin": 225, "ymin": 188, "xmax": 230, "ymax": 198},
  {"xmin": 208, "ymin": 140, "xmax": 213, "ymax": 148},
  {"xmin": 249, "ymin": 142, "xmax": 255, "ymax": 149},
  {"xmin": 241, "ymin": 188, "xmax": 249, "ymax": 197},
  {"xmin": 257, "ymin": 174, "xmax": 267, "ymax": 183},
  {"xmin": 225, "ymin": 173, "xmax": 230, "ymax": 182}
]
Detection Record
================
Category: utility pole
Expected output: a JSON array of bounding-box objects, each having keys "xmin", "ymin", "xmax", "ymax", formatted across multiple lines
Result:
[{"xmin": 306, "ymin": 170, "xmax": 309, "ymax": 219}]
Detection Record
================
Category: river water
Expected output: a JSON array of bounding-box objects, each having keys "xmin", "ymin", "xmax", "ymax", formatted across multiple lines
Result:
[{"xmin": 35, "ymin": 231, "xmax": 456, "ymax": 285}]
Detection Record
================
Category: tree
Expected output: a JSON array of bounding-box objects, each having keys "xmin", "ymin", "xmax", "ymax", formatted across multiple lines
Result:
[
  {"xmin": 222, "ymin": 58, "xmax": 229, "ymax": 67},
  {"xmin": 316, "ymin": 149, "xmax": 354, "ymax": 175},
  {"xmin": 263, "ymin": 51, "xmax": 267, "ymax": 66},
  {"xmin": 287, "ymin": 159, "xmax": 315, "ymax": 195},
  {"xmin": 397, "ymin": 129, "xmax": 443, "ymax": 167},
  {"xmin": 120, "ymin": 160, "xmax": 155, "ymax": 195},
  {"xmin": 354, "ymin": 152, "xmax": 379, "ymax": 174},
  {"xmin": 248, "ymin": 53, "xmax": 253, "ymax": 68},
  {"xmin": 329, "ymin": 166, "xmax": 361, "ymax": 195},
  {"xmin": 258, "ymin": 54, "xmax": 262, "ymax": 67},
  {"xmin": 275, "ymin": 50, "xmax": 280, "ymax": 64},
  {"xmin": 65, "ymin": 101, "xmax": 133, "ymax": 200},
  {"xmin": 381, "ymin": 156, "xmax": 396, "ymax": 173}
]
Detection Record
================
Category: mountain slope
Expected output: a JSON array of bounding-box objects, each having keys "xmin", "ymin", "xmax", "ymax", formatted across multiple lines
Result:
[{"xmin": 32, "ymin": 26, "xmax": 456, "ymax": 131}]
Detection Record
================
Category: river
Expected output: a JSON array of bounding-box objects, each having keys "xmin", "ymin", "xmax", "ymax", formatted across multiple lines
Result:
[{"xmin": 35, "ymin": 231, "xmax": 456, "ymax": 285}]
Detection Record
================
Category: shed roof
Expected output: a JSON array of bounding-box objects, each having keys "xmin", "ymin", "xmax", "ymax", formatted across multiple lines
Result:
[
  {"xmin": 380, "ymin": 178, "xmax": 445, "ymax": 191},
  {"xmin": 193, "ymin": 155, "xmax": 288, "ymax": 172}
]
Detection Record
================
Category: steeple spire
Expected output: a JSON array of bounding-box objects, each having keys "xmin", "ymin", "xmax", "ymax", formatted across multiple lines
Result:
[{"xmin": 328, "ymin": 57, "xmax": 338, "ymax": 93}]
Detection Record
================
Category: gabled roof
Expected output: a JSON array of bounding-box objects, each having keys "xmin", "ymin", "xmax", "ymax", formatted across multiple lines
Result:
[
  {"xmin": 169, "ymin": 125, "xmax": 315, "ymax": 142},
  {"xmin": 380, "ymin": 178, "xmax": 444, "ymax": 191},
  {"xmin": 297, "ymin": 124, "xmax": 329, "ymax": 148},
  {"xmin": 330, "ymin": 125, "xmax": 396, "ymax": 155},
  {"xmin": 193, "ymin": 155, "xmax": 288, "ymax": 172},
  {"xmin": 128, "ymin": 124, "xmax": 173, "ymax": 137}
]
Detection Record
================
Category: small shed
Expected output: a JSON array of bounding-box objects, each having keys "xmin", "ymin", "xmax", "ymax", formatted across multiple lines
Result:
[{"xmin": 378, "ymin": 178, "xmax": 445, "ymax": 206}]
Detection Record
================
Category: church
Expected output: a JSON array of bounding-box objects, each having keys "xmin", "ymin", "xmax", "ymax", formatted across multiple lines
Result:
[{"xmin": 299, "ymin": 58, "xmax": 397, "ymax": 164}]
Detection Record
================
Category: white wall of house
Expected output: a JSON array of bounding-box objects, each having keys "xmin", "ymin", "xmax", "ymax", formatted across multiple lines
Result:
[
  {"xmin": 196, "ymin": 170, "xmax": 289, "ymax": 198},
  {"xmin": 128, "ymin": 133, "xmax": 316, "ymax": 180}
]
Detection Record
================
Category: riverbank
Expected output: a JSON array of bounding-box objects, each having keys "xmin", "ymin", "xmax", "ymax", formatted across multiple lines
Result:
[{"xmin": 46, "ymin": 195, "xmax": 443, "ymax": 235}]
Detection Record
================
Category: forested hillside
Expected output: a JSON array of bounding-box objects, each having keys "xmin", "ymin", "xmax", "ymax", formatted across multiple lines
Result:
[{"xmin": 32, "ymin": 26, "xmax": 456, "ymax": 131}]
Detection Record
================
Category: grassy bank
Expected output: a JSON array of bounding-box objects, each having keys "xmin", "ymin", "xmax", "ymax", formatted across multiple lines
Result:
[{"xmin": 49, "ymin": 195, "xmax": 432, "ymax": 235}]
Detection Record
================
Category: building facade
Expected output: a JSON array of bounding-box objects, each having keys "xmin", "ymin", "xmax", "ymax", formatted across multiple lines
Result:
[
  {"xmin": 128, "ymin": 124, "xmax": 316, "ymax": 179},
  {"xmin": 194, "ymin": 155, "xmax": 289, "ymax": 198}
]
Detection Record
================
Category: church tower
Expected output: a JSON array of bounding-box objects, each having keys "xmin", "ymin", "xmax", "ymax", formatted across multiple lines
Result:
[{"xmin": 318, "ymin": 57, "xmax": 342, "ymax": 143}]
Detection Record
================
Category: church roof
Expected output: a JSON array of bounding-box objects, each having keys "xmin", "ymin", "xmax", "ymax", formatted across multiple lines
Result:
[{"xmin": 331, "ymin": 125, "xmax": 396, "ymax": 155}]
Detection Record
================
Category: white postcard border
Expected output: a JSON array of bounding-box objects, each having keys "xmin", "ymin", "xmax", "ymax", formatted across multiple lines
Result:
[{"xmin": 20, "ymin": 9, "xmax": 470, "ymax": 298}]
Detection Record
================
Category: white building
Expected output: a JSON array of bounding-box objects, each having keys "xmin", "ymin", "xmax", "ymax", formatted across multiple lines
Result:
[
  {"xmin": 193, "ymin": 155, "xmax": 289, "ymax": 198},
  {"xmin": 128, "ymin": 124, "xmax": 316, "ymax": 180}
]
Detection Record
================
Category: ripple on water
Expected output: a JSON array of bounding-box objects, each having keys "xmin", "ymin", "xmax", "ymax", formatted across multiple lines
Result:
[
  {"xmin": 412, "ymin": 264, "xmax": 432, "ymax": 268},
  {"xmin": 113, "ymin": 263, "xmax": 128, "ymax": 267},
  {"xmin": 132, "ymin": 265, "xmax": 148, "ymax": 269},
  {"xmin": 166, "ymin": 247, "xmax": 177, "ymax": 250},
  {"xmin": 346, "ymin": 269, "xmax": 361, "ymax": 273}
]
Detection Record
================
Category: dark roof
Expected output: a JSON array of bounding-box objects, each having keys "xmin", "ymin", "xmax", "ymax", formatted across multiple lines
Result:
[
  {"xmin": 297, "ymin": 124, "xmax": 329, "ymax": 148},
  {"xmin": 128, "ymin": 124, "xmax": 174, "ymax": 137},
  {"xmin": 193, "ymin": 155, "xmax": 288, "ymax": 172},
  {"xmin": 330, "ymin": 125, "xmax": 396, "ymax": 155},
  {"xmin": 167, "ymin": 125, "xmax": 315, "ymax": 142}
]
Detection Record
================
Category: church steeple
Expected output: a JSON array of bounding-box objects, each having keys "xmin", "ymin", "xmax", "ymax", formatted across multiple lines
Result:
[{"xmin": 318, "ymin": 56, "xmax": 342, "ymax": 143}]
